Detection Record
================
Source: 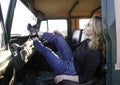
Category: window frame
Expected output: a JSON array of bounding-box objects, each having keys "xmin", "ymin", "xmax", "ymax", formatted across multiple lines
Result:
[{"xmin": 0, "ymin": 4, "xmax": 7, "ymax": 50}]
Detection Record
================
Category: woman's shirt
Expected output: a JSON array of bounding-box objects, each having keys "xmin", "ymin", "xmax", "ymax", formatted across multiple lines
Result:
[{"xmin": 73, "ymin": 39, "xmax": 102, "ymax": 84}]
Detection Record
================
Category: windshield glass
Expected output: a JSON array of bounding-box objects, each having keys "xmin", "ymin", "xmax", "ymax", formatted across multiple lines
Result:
[
  {"xmin": 11, "ymin": 0, "xmax": 37, "ymax": 36},
  {"xmin": 0, "ymin": 0, "xmax": 10, "ymax": 23}
]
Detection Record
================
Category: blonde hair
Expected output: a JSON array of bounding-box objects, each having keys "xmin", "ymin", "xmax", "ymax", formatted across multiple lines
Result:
[{"xmin": 88, "ymin": 16, "xmax": 104, "ymax": 50}]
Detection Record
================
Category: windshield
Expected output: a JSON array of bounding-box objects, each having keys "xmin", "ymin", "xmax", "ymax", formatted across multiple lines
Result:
[
  {"xmin": 11, "ymin": 0, "xmax": 37, "ymax": 36},
  {"xmin": 0, "ymin": 0, "xmax": 10, "ymax": 23}
]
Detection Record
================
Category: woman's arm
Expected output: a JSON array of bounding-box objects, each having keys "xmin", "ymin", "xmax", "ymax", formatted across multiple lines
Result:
[{"xmin": 54, "ymin": 75, "xmax": 79, "ymax": 84}]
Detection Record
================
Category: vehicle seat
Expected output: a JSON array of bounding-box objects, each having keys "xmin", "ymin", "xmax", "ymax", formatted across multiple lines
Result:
[
  {"xmin": 71, "ymin": 29, "xmax": 83, "ymax": 45},
  {"xmin": 57, "ymin": 57, "xmax": 106, "ymax": 85},
  {"xmin": 58, "ymin": 75, "xmax": 106, "ymax": 85},
  {"xmin": 68, "ymin": 29, "xmax": 83, "ymax": 51}
]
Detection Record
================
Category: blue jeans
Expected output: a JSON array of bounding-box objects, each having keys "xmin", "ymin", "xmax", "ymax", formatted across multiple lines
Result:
[{"xmin": 33, "ymin": 33, "xmax": 76, "ymax": 75}]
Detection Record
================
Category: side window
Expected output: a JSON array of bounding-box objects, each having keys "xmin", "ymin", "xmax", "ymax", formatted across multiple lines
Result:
[
  {"xmin": 115, "ymin": 0, "xmax": 120, "ymax": 69},
  {"xmin": 79, "ymin": 19, "xmax": 90, "ymax": 29},
  {"xmin": 40, "ymin": 19, "xmax": 67, "ymax": 37},
  {"xmin": 11, "ymin": 0, "xmax": 37, "ymax": 36}
]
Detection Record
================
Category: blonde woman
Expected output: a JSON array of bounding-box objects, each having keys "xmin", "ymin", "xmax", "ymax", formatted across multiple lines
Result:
[{"xmin": 33, "ymin": 16, "xmax": 104, "ymax": 84}]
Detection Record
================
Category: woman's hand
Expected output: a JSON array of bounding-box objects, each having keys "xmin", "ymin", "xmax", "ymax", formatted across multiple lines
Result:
[
  {"xmin": 54, "ymin": 75, "xmax": 65, "ymax": 84},
  {"xmin": 54, "ymin": 75, "xmax": 79, "ymax": 84}
]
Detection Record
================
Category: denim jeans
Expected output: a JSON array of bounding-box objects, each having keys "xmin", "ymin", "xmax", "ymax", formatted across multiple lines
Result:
[{"xmin": 33, "ymin": 32, "xmax": 76, "ymax": 75}]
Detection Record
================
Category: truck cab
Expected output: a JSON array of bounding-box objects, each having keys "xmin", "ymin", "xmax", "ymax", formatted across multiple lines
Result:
[{"xmin": 0, "ymin": 0, "xmax": 120, "ymax": 85}]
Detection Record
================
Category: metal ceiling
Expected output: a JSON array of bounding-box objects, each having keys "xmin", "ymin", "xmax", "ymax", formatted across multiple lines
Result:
[{"xmin": 21, "ymin": 0, "xmax": 101, "ymax": 19}]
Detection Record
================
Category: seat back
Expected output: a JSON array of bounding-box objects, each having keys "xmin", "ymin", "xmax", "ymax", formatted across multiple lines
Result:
[{"xmin": 71, "ymin": 29, "xmax": 83, "ymax": 45}]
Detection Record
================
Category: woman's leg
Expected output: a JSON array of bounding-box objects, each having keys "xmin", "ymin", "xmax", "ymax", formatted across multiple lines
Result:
[
  {"xmin": 42, "ymin": 33, "xmax": 73, "ymax": 60},
  {"xmin": 33, "ymin": 39, "xmax": 76, "ymax": 75}
]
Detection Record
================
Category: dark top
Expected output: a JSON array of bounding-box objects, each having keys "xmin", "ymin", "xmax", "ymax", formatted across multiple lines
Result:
[{"xmin": 73, "ymin": 39, "xmax": 102, "ymax": 84}]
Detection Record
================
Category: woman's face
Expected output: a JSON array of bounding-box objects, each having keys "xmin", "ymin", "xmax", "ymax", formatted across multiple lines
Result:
[{"xmin": 83, "ymin": 19, "xmax": 94, "ymax": 38}]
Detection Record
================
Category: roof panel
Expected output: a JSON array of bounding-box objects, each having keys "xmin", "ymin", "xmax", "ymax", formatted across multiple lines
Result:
[{"xmin": 27, "ymin": 0, "xmax": 101, "ymax": 18}]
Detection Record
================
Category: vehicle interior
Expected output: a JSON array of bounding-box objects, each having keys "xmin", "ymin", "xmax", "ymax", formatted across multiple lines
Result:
[{"xmin": 0, "ymin": 0, "xmax": 106, "ymax": 85}]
